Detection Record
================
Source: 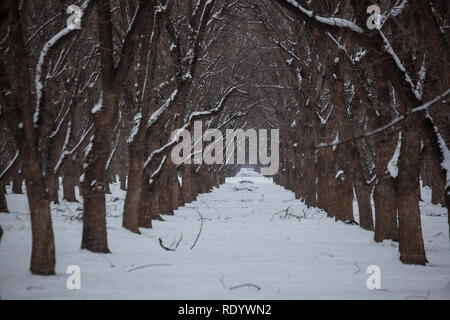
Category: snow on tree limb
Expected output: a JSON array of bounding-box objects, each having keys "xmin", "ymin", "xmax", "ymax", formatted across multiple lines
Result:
[
  {"xmin": 316, "ymin": 88, "xmax": 450, "ymax": 148},
  {"xmin": 282, "ymin": 0, "xmax": 364, "ymax": 33},
  {"xmin": 143, "ymin": 83, "xmax": 239, "ymax": 169},
  {"xmin": 34, "ymin": 0, "xmax": 91, "ymax": 127},
  {"xmin": 0, "ymin": 152, "xmax": 19, "ymax": 182}
]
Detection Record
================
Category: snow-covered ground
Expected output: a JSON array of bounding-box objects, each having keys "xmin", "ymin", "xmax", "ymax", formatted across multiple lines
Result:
[{"xmin": 0, "ymin": 168, "xmax": 449, "ymax": 299}]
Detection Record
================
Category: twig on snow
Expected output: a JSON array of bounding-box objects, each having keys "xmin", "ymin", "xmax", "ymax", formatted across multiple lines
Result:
[
  {"xmin": 158, "ymin": 233, "xmax": 183, "ymax": 252},
  {"xmin": 229, "ymin": 283, "xmax": 261, "ymax": 291},
  {"xmin": 201, "ymin": 200, "xmax": 210, "ymax": 209},
  {"xmin": 191, "ymin": 210, "xmax": 205, "ymax": 249},
  {"xmin": 127, "ymin": 263, "xmax": 171, "ymax": 272}
]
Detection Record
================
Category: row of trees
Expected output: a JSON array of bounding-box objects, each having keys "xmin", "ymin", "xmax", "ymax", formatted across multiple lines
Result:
[
  {"xmin": 258, "ymin": 0, "xmax": 449, "ymax": 265},
  {"xmin": 0, "ymin": 0, "xmax": 252, "ymax": 275},
  {"xmin": 0, "ymin": 0, "xmax": 448, "ymax": 274}
]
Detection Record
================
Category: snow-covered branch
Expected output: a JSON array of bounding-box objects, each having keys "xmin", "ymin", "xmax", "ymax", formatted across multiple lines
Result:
[
  {"xmin": 281, "ymin": 0, "xmax": 364, "ymax": 33},
  {"xmin": 34, "ymin": 0, "xmax": 90, "ymax": 127},
  {"xmin": 316, "ymin": 88, "xmax": 450, "ymax": 148}
]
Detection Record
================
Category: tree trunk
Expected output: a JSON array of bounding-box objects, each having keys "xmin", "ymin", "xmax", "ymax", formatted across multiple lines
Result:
[
  {"xmin": 397, "ymin": 122, "xmax": 428, "ymax": 265},
  {"xmin": 47, "ymin": 175, "xmax": 59, "ymax": 204},
  {"xmin": 80, "ymin": 122, "xmax": 112, "ymax": 253},
  {"xmin": 302, "ymin": 152, "xmax": 317, "ymax": 207},
  {"xmin": 431, "ymin": 159, "xmax": 446, "ymax": 206},
  {"xmin": 150, "ymin": 188, "xmax": 161, "ymax": 220},
  {"xmin": 334, "ymin": 171, "xmax": 354, "ymax": 222},
  {"xmin": 2, "ymin": 1, "xmax": 55, "ymax": 274},
  {"xmin": 26, "ymin": 178, "xmax": 55, "ymax": 274},
  {"xmin": 139, "ymin": 177, "xmax": 152, "ymax": 228},
  {"xmin": 373, "ymin": 177, "xmax": 399, "ymax": 242},
  {"xmin": 169, "ymin": 167, "xmax": 180, "ymax": 212},
  {"xmin": 12, "ymin": 170, "xmax": 23, "ymax": 194},
  {"xmin": 354, "ymin": 173, "xmax": 374, "ymax": 231},
  {"xmin": 62, "ymin": 158, "xmax": 78, "ymax": 202},
  {"xmin": 81, "ymin": 170, "xmax": 109, "ymax": 253},
  {"xmin": 0, "ymin": 185, "xmax": 8, "ymax": 213},
  {"xmin": 182, "ymin": 166, "xmax": 192, "ymax": 203},
  {"xmin": 122, "ymin": 146, "xmax": 144, "ymax": 233},
  {"xmin": 119, "ymin": 167, "xmax": 127, "ymax": 191}
]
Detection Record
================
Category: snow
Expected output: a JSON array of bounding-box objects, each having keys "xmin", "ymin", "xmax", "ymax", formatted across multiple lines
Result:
[
  {"xmin": 0, "ymin": 152, "xmax": 19, "ymax": 180},
  {"xmin": 91, "ymin": 96, "xmax": 103, "ymax": 114},
  {"xmin": 379, "ymin": 30, "xmax": 421, "ymax": 101},
  {"xmin": 177, "ymin": 173, "xmax": 183, "ymax": 187},
  {"xmin": 34, "ymin": 0, "xmax": 91, "ymax": 127},
  {"xmin": 54, "ymin": 120, "xmax": 72, "ymax": 174},
  {"xmin": 426, "ymin": 112, "xmax": 450, "ymax": 189},
  {"xmin": 284, "ymin": 0, "xmax": 364, "ymax": 33},
  {"xmin": 127, "ymin": 112, "xmax": 142, "ymax": 143},
  {"xmin": 147, "ymin": 89, "xmax": 178, "ymax": 127},
  {"xmin": 391, "ymin": 0, "xmax": 408, "ymax": 16},
  {"xmin": 332, "ymin": 132, "xmax": 339, "ymax": 151},
  {"xmin": 387, "ymin": 132, "xmax": 402, "ymax": 178},
  {"xmin": 0, "ymin": 169, "xmax": 449, "ymax": 299},
  {"xmin": 435, "ymin": 130, "xmax": 450, "ymax": 189},
  {"xmin": 149, "ymin": 156, "xmax": 167, "ymax": 185}
]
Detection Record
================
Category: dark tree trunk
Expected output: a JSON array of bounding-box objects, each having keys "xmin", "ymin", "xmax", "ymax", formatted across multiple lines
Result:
[
  {"xmin": 139, "ymin": 177, "xmax": 152, "ymax": 228},
  {"xmin": 48, "ymin": 175, "xmax": 59, "ymax": 204},
  {"xmin": 2, "ymin": 0, "xmax": 55, "ymax": 274},
  {"xmin": 354, "ymin": 173, "xmax": 374, "ymax": 231},
  {"xmin": 397, "ymin": 120, "xmax": 428, "ymax": 265},
  {"xmin": 182, "ymin": 166, "xmax": 191, "ymax": 203},
  {"xmin": 62, "ymin": 158, "xmax": 78, "ymax": 202},
  {"xmin": 334, "ymin": 171, "xmax": 354, "ymax": 222},
  {"xmin": 119, "ymin": 168, "xmax": 127, "ymax": 191},
  {"xmin": 12, "ymin": 170, "xmax": 23, "ymax": 194},
  {"xmin": 431, "ymin": 157, "xmax": 446, "ymax": 206},
  {"xmin": 123, "ymin": 146, "xmax": 144, "ymax": 233},
  {"xmin": 25, "ymin": 169, "xmax": 56, "ymax": 274},
  {"xmin": 150, "ymin": 188, "xmax": 161, "ymax": 220},
  {"xmin": 0, "ymin": 185, "xmax": 8, "ymax": 213},
  {"xmin": 373, "ymin": 177, "xmax": 399, "ymax": 242}
]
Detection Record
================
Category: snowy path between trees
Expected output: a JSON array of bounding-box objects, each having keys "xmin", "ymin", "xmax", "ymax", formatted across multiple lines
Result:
[{"xmin": 0, "ymin": 168, "xmax": 449, "ymax": 299}]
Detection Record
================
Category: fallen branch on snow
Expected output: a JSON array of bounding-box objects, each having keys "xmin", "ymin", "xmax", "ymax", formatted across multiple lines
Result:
[
  {"xmin": 191, "ymin": 210, "xmax": 206, "ymax": 249},
  {"xmin": 271, "ymin": 207, "xmax": 305, "ymax": 221},
  {"xmin": 159, "ymin": 233, "xmax": 183, "ymax": 252},
  {"xmin": 127, "ymin": 263, "xmax": 171, "ymax": 272},
  {"xmin": 229, "ymin": 283, "xmax": 261, "ymax": 291}
]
